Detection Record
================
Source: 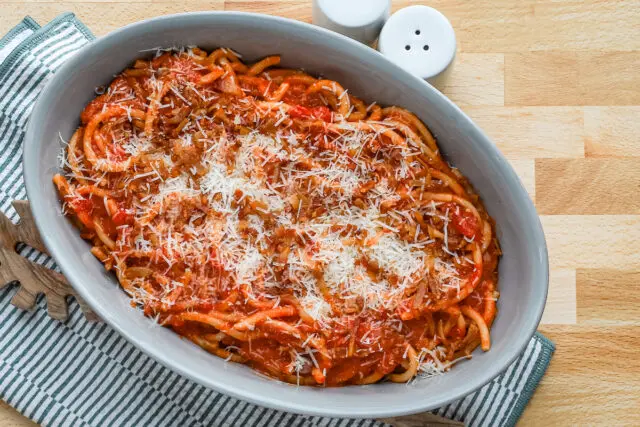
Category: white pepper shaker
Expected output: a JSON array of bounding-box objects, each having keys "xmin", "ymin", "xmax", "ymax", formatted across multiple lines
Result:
[
  {"xmin": 312, "ymin": 0, "xmax": 391, "ymax": 46},
  {"xmin": 378, "ymin": 5, "xmax": 456, "ymax": 86}
]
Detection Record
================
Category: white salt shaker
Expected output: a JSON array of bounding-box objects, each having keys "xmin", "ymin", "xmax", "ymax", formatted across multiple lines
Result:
[
  {"xmin": 378, "ymin": 5, "xmax": 456, "ymax": 86},
  {"xmin": 312, "ymin": 0, "xmax": 391, "ymax": 46}
]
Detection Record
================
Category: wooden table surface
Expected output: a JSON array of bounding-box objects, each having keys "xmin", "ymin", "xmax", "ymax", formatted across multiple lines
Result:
[{"xmin": 2, "ymin": 0, "xmax": 640, "ymax": 425}]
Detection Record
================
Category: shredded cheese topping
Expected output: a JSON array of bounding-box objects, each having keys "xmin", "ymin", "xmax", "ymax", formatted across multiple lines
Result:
[{"xmin": 53, "ymin": 47, "xmax": 500, "ymax": 387}]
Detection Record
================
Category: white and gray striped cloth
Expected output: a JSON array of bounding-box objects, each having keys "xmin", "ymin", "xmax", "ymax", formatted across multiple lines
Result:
[{"xmin": 0, "ymin": 14, "xmax": 555, "ymax": 427}]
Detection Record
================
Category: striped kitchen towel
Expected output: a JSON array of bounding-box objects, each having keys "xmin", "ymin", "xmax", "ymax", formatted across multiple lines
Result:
[{"xmin": 0, "ymin": 13, "xmax": 555, "ymax": 427}]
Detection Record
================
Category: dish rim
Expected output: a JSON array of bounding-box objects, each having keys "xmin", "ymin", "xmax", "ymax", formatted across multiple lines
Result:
[{"xmin": 23, "ymin": 11, "xmax": 549, "ymax": 418}]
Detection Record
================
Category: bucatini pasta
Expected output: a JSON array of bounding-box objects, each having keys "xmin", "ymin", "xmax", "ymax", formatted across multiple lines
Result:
[{"xmin": 54, "ymin": 47, "xmax": 500, "ymax": 386}]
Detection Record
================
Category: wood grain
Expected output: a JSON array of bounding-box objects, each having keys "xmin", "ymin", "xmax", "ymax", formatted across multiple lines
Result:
[
  {"xmin": 465, "ymin": 107, "xmax": 585, "ymax": 159},
  {"xmin": 577, "ymin": 269, "xmax": 640, "ymax": 325},
  {"xmin": 536, "ymin": 159, "xmax": 640, "ymax": 215},
  {"xmin": 577, "ymin": 52, "xmax": 640, "ymax": 106},
  {"xmin": 224, "ymin": 0, "xmax": 311, "ymax": 21},
  {"xmin": 0, "ymin": 2, "xmax": 225, "ymax": 36},
  {"xmin": 438, "ymin": 54, "xmax": 504, "ymax": 106},
  {"xmin": 540, "ymin": 269, "xmax": 576, "ymax": 325},
  {"xmin": 520, "ymin": 325, "xmax": 640, "ymax": 426},
  {"xmin": 0, "ymin": 201, "xmax": 97, "ymax": 321},
  {"xmin": 0, "ymin": 401, "xmax": 35, "ymax": 427},
  {"xmin": 505, "ymin": 52, "xmax": 580, "ymax": 107},
  {"xmin": 530, "ymin": 0, "xmax": 640, "ymax": 51},
  {"xmin": 381, "ymin": 414, "xmax": 463, "ymax": 427},
  {"xmin": 394, "ymin": 0, "xmax": 640, "ymax": 52},
  {"xmin": 1, "ymin": 0, "xmax": 639, "ymax": 425},
  {"xmin": 584, "ymin": 107, "xmax": 640, "ymax": 157},
  {"xmin": 505, "ymin": 52, "xmax": 640, "ymax": 106},
  {"xmin": 542, "ymin": 215, "xmax": 640, "ymax": 269},
  {"xmin": 507, "ymin": 159, "xmax": 535, "ymax": 203}
]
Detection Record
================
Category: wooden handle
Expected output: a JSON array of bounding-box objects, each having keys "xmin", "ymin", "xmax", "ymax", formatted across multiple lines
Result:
[
  {"xmin": 0, "ymin": 200, "xmax": 98, "ymax": 322},
  {"xmin": 381, "ymin": 414, "xmax": 464, "ymax": 426}
]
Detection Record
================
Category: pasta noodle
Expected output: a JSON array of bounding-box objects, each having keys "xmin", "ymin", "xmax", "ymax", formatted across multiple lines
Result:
[{"xmin": 54, "ymin": 47, "xmax": 500, "ymax": 386}]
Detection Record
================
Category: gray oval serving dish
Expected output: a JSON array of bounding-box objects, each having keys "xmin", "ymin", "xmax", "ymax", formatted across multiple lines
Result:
[{"xmin": 23, "ymin": 12, "xmax": 548, "ymax": 418}]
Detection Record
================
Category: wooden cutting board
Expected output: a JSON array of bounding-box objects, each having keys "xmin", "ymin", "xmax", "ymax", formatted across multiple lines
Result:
[
  {"xmin": 2, "ymin": 1, "xmax": 640, "ymax": 426},
  {"xmin": 0, "ymin": 201, "xmax": 98, "ymax": 322}
]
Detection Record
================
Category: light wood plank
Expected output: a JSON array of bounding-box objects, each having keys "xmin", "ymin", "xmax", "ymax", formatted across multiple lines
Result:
[
  {"xmin": 536, "ymin": 159, "xmax": 640, "ymax": 215},
  {"xmin": 577, "ymin": 269, "xmax": 640, "ymax": 325},
  {"xmin": 0, "ymin": 3, "xmax": 224, "ymax": 36},
  {"xmin": 584, "ymin": 107, "xmax": 640, "ymax": 157},
  {"xmin": 393, "ymin": 0, "xmax": 533, "ymax": 53},
  {"xmin": 3, "ymin": 0, "xmax": 638, "ymax": 51},
  {"xmin": 529, "ymin": 0, "xmax": 640, "ymax": 51},
  {"xmin": 507, "ymin": 159, "xmax": 535, "ymax": 203},
  {"xmin": 578, "ymin": 52, "xmax": 640, "ymax": 106},
  {"xmin": 8, "ymin": 0, "xmax": 151, "ymax": 3},
  {"xmin": 522, "ymin": 325, "xmax": 640, "ymax": 426},
  {"xmin": 438, "ymin": 54, "xmax": 504, "ymax": 106},
  {"xmin": 506, "ymin": 52, "xmax": 640, "ymax": 106},
  {"xmin": 542, "ymin": 215, "xmax": 640, "ymax": 269},
  {"xmin": 396, "ymin": 0, "xmax": 640, "ymax": 52},
  {"xmin": 464, "ymin": 107, "xmax": 585, "ymax": 159},
  {"xmin": 505, "ymin": 52, "xmax": 580, "ymax": 107},
  {"xmin": 223, "ymin": 1, "xmax": 311, "ymax": 21},
  {"xmin": 0, "ymin": 401, "xmax": 35, "ymax": 427},
  {"xmin": 540, "ymin": 269, "xmax": 576, "ymax": 325}
]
